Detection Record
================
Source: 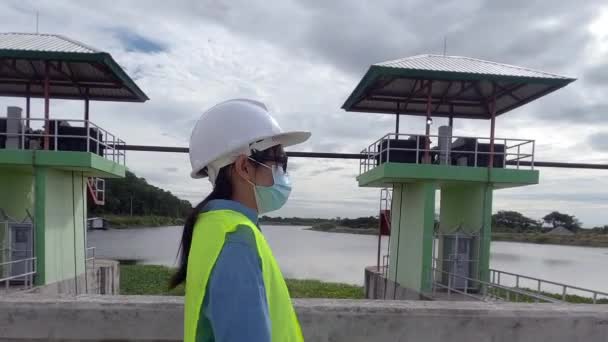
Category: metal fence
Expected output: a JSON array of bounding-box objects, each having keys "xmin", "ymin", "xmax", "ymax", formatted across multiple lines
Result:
[
  {"xmin": 0, "ymin": 117, "xmax": 126, "ymax": 165},
  {"xmin": 490, "ymin": 269, "xmax": 608, "ymax": 304},
  {"xmin": 86, "ymin": 246, "xmax": 96, "ymax": 270},
  {"xmin": 428, "ymin": 266, "xmax": 561, "ymax": 303},
  {"xmin": 360, "ymin": 133, "xmax": 535, "ymax": 175},
  {"xmin": 0, "ymin": 256, "xmax": 37, "ymax": 291}
]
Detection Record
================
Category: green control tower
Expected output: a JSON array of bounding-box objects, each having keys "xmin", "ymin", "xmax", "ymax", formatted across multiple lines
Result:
[
  {"xmin": 344, "ymin": 55, "xmax": 575, "ymax": 300},
  {"xmin": 0, "ymin": 33, "xmax": 148, "ymax": 293}
]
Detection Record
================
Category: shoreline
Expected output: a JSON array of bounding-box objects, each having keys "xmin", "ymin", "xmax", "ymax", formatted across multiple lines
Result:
[
  {"xmin": 307, "ymin": 227, "xmax": 608, "ymax": 248},
  {"xmin": 306, "ymin": 226, "xmax": 376, "ymax": 235},
  {"xmin": 96, "ymin": 216, "xmax": 608, "ymax": 248}
]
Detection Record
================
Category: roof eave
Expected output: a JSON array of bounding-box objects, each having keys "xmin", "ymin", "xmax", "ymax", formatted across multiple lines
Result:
[
  {"xmin": 0, "ymin": 49, "xmax": 149, "ymax": 102},
  {"xmin": 343, "ymin": 64, "xmax": 576, "ymax": 114}
]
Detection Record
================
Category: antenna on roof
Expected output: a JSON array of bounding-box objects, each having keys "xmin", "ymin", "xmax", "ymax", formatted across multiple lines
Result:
[
  {"xmin": 35, "ymin": 11, "xmax": 39, "ymax": 34},
  {"xmin": 443, "ymin": 36, "xmax": 447, "ymax": 56}
]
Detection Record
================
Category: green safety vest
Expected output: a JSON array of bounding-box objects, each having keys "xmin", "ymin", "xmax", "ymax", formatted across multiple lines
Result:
[{"xmin": 184, "ymin": 209, "xmax": 303, "ymax": 342}]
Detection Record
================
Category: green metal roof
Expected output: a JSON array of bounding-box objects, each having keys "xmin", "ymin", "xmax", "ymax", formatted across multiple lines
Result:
[
  {"xmin": 0, "ymin": 33, "xmax": 148, "ymax": 102},
  {"xmin": 343, "ymin": 55, "xmax": 575, "ymax": 119}
]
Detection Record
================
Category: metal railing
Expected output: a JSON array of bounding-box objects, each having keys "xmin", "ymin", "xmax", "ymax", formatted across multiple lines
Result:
[
  {"xmin": 490, "ymin": 269, "xmax": 608, "ymax": 304},
  {"xmin": 86, "ymin": 247, "xmax": 96, "ymax": 270},
  {"xmin": 360, "ymin": 133, "xmax": 535, "ymax": 175},
  {"xmin": 0, "ymin": 117, "xmax": 126, "ymax": 165},
  {"xmin": 377, "ymin": 187, "xmax": 392, "ymax": 270},
  {"xmin": 0, "ymin": 256, "xmax": 37, "ymax": 291},
  {"xmin": 428, "ymin": 266, "xmax": 561, "ymax": 303},
  {"xmin": 381, "ymin": 254, "xmax": 389, "ymax": 279}
]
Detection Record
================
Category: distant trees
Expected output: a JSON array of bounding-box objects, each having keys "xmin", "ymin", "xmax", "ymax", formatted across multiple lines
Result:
[
  {"xmin": 542, "ymin": 211, "xmax": 581, "ymax": 232},
  {"xmin": 89, "ymin": 171, "xmax": 192, "ymax": 218},
  {"xmin": 492, "ymin": 211, "xmax": 540, "ymax": 232},
  {"xmin": 590, "ymin": 225, "xmax": 608, "ymax": 234},
  {"xmin": 259, "ymin": 216, "xmax": 379, "ymax": 229},
  {"xmin": 491, "ymin": 210, "xmax": 585, "ymax": 233}
]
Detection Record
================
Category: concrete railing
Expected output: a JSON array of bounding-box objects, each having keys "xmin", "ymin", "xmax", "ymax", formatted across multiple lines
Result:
[{"xmin": 1, "ymin": 295, "xmax": 607, "ymax": 341}]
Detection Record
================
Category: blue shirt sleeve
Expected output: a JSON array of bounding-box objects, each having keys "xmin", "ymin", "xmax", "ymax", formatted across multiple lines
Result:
[{"xmin": 203, "ymin": 226, "xmax": 271, "ymax": 342}]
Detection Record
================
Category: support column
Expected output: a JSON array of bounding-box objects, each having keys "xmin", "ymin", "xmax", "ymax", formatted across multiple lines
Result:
[
  {"xmin": 438, "ymin": 183, "xmax": 493, "ymax": 285},
  {"xmin": 424, "ymin": 82, "xmax": 433, "ymax": 163},
  {"xmin": 26, "ymin": 84, "xmax": 31, "ymax": 130},
  {"xmin": 388, "ymin": 182, "xmax": 436, "ymax": 293},
  {"xmin": 43, "ymin": 62, "xmax": 50, "ymax": 150},
  {"xmin": 489, "ymin": 83, "xmax": 497, "ymax": 168},
  {"xmin": 478, "ymin": 184, "xmax": 493, "ymax": 283},
  {"xmin": 395, "ymin": 113, "xmax": 400, "ymax": 135},
  {"xmin": 85, "ymin": 95, "xmax": 90, "ymax": 152},
  {"xmin": 34, "ymin": 167, "xmax": 47, "ymax": 286}
]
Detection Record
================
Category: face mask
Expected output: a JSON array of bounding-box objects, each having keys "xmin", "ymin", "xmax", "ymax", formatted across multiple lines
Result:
[{"xmin": 247, "ymin": 160, "xmax": 292, "ymax": 214}]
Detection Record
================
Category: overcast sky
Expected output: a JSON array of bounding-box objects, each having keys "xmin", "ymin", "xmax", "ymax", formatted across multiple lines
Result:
[{"xmin": 2, "ymin": 1, "xmax": 608, "ymax": 226}]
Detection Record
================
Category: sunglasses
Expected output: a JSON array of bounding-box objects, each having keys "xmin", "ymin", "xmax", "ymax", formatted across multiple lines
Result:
[{"xmin": 250, "ymin": 154, "xmax": 288, "ymax": 173}]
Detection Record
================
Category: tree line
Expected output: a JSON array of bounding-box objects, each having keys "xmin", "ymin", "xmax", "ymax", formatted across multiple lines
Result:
[
  {"xmin": 89, "ymin": 172, "xmax": 607, "ymax": 236},
  {"xmin": 264, "ymin": 211, "xmax": 608, "ymax": 234},
  {"xmin": 88, "ymin": 171, "xmax": 192, "ymax": 218},
  {"xmin": 492, "ymin": 210, "xmax": 608, "ymax": 234}
]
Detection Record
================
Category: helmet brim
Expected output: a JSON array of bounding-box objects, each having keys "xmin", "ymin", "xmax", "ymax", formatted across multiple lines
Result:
[{"xmin": 191, "ymin": 130, "xmax": 311, "ymax": 179}]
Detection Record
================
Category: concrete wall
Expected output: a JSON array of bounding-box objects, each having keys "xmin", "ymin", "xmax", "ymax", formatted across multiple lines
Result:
[
  {"xmin": 1, "ymin": 296, "xmax": 607, "ymax": 341},
  {"xmin": 365, "ymin": 266, "xmax": 425, "ymax": 300},
  {"xmin": 388, "ymin": 183, "xmax": 435, "ymax": 292},
  {"xmin": 25, "ymin": 259, "xmax": 119, "ymax": 296},
  {"xmin": 0, "ymin": 169, "xmax": 34, "ymax": 261},
  {"xmin": 438, "ymin": 183, "xmax": 493, "ymax": 283},
  {"xmin": 43, "ymin": 169, "xmax": 86, "ymax": 285},
  {"xmin": 0, "ymin": 169, "xmax": 34, "ymax": 220}
]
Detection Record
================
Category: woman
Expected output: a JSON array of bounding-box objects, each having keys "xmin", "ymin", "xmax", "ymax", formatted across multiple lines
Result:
[{"xmin": 171, "ymin": 99, "xmax": 311, "ymax": 342}]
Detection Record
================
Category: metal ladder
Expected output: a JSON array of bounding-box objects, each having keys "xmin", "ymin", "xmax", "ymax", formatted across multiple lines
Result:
[
  {"xmin": 379, "ymin": 188, "xmax": 392, "ymax": 277},
  {"xmin": 87, "ymin": 178, "xmax": 105, "ymax": 205}
]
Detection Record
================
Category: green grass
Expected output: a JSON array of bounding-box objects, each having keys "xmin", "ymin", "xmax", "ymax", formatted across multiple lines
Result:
[
  {"xmin": 119, "ymin": 264, "xmax": 364, "ymax": 299},
  {"xmin": 103, "ymin": 215, "xmax": 184, "ymax": 229},
  {"xmin": 120, "ymin": 264, "xmax": 185, "ymax": 295},
  {"xmin": 489, "ymin": 287, "xmax": 608, "ymax": 304},
  {"xmin": 284, "ymin": 279, "xmax": 364, "ymax": 299}
]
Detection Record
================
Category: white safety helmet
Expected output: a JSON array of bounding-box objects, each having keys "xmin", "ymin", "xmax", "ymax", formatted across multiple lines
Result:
[{"xmin": 189, "ymin": 99, "xmax": 311, "ymax": 184}]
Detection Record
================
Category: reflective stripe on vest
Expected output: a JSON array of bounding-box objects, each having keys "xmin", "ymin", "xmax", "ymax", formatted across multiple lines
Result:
[{"xmin": 184, "ymin": 209, "xmax": 303, "ymax": 342}]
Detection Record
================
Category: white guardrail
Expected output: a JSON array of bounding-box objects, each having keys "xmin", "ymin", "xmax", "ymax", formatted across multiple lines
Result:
[
  {"xmin": 490, "ymin": 269, "xmax": 608, "ymax": 304},
  {"xmin": 0, "ymin": 256, "xmax": 37, "ymax": 291},
  {"xmin": 86, "ymin": 247, "xmax": 96, "ymax": 270},
  {"xmin": 360, "ymin": 133, "xmax": 535, "ymax": 175},
  {"xmin": 0, "ymin": 117, "xmax": 126, "ymax": 165}
]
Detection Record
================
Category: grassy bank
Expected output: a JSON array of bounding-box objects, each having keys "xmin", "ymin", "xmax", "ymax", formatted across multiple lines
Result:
[
  {"xmin": 492, "ymin": 232, "xmax": 608, "ymax": 248},
  {"xmin": 120, "ymin": 264, "xmax": 364, "ymax": 299},
  {"xmin": 491, "ymin": 287, "xmax": 608, "ymax": 304},
  {"xmin": 308, "ymin": 223, "xmax": 376, "ymax": 235},
  {"xmin": 102, "ymin": 215, "xmax": 184, "ymax": 229},
  {"xmin": 308, "ymin": 224, "xmax": 608, "ymax": 247}
]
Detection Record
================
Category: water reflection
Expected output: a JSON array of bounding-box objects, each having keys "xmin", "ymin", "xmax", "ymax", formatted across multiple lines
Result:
[{"xmin": 88, "ymin": 225, "xmax": 608, "ymax": 291}]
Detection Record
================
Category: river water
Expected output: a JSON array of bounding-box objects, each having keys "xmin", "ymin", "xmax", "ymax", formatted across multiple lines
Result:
[{"xmin": 88, "ymin": 225, "xmax": 608, "ymax": 293}]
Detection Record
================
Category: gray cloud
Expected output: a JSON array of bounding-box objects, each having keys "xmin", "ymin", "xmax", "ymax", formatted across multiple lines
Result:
[
  {"xmin": 589, "ymin": 132, "xmax": 608, "ymax": 152},
  {"xmin": 583, "ymin": 63, "xmax": 608, "ymax": 86},
  {"xmin": 309, "ymin": 166, "xmax": 345, "ymax": 177},
  {"xmin": 112, "ymin": 28, "xmax": 167, "ymax": 53},
  {"xmin": 543, "ymin": 103, "xmax": 608, "ymax": 123},
  {"xmin": 2, "ymin": 0, "xmax": 608, "ymax": 226},
  {"xmin": 186, "ymin": 0, "xmax": 600, "ymax": 76}
]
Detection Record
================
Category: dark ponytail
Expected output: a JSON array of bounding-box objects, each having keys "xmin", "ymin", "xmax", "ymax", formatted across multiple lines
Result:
[{"xmin": 170, "ymin": 166, "xmax": 233, "ymax": 288}]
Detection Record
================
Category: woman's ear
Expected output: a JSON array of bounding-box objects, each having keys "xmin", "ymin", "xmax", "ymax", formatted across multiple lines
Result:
[{"xmin": 233, "ymin": 155, "xmax": 254, "ymax": 182}]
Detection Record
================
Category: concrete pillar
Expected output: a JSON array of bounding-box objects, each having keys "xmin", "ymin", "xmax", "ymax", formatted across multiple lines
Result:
[
  {"xmin": 33, "ymin": 167, "xmax": 87, "ymax": 287},
  {"xmin": 0, "ymin": 171, "xmax": 34, "ymax": 220},
  {"xmin": 388, "ymin": 182, "xmax": 435, "ymax": 293},
  {"xmin": 438, "ymin": 184, "xmax": 493, "ymax": 284}
]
